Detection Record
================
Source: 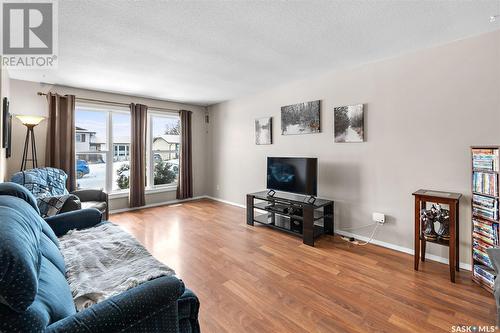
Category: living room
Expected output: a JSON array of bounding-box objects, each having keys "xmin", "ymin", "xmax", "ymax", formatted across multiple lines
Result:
[{"xmin": 0, "ymin": 1, "xmax": 499, "ymax": 332}]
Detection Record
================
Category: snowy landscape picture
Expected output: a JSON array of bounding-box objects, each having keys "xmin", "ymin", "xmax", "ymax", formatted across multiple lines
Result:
[
  {"xmin": 281, "ymin": 100, "xmax": 320, "ymax": 135},
  {"xmin": 255, "ymin": 117, "xmax": 272, "ymax": 145},
  {"xmin": 334, "ymin": 104, "xmax": 364, "ymax": 143}
]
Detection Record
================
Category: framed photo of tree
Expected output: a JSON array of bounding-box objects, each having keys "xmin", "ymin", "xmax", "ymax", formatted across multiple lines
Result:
[
  {"xmin": 334, "ymin": 104, "xmax": 364, "ymax": 143},
  {"xmin": 281, "ymin": 100, "xmax": 320, "ymax": 135},
  {"xmin": 255, "ymin": 117, "xmax": 272, "ymax": 145}
]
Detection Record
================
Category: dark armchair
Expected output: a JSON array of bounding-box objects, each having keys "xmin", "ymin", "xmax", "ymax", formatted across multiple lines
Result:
[
  {"xmin": 11, "ymin": 167, "xmax": 109, "ymax": 219},
  {"xmin": 68, "ymin": 189, "xmax": 109, "ymax": 220}
]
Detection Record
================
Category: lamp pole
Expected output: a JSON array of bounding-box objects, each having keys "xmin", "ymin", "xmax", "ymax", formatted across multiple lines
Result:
[
  {"xmin": 20, "ymin": 124, "xmax": 38, "ymax": 171},
  {"xmin": 16, "ymin": 115, "xmax": 45, "ymax": 171}
]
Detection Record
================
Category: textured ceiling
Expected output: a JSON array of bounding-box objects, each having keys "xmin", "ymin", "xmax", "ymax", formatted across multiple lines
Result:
[{"xmin": 8, "ymin": 0, "xmax": 500, "ymax": 105}]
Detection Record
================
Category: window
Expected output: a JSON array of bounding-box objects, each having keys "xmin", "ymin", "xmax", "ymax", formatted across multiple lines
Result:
[
  {"xmin": 148, "ymin": 113, "xmax": 180, "ymax": 188},
  {"xmin": 75, "ymin": 108, "xmax": 108, "ymax": 190},
  {"xmin": 112, "ymin": 113, "xmax": 131, "ymax": 192},
  {"xmin": 75, "ymin": 104, "xmax": 130, "ymax": 193},
  {"xmin": 75, "ymin": 133, "xmax": 85, "ymax": 142},
  {"xmin": 75, "ymin": 103, "xmax": 179, "ymax": 193}
]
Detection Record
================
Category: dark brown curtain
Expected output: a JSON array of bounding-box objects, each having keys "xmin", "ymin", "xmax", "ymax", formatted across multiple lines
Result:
[
  {"xmin": 129, "ymin": 103, "xmax": 147, "ymax": 207},
  {"xmin": 45, "ymin": 93, "xmax": 76, "ymax": 191},
  {"xmin": 177, "ymin": 110, "xmax": 193, "ymax": 199}
]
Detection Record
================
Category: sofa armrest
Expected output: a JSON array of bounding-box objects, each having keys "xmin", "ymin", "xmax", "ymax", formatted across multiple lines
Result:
[
  {"xmin": 60, "ymin": 196, "xmax": 82, "ymax": 214},
  {"xmin": 45, "ymin": 208, "xmax": 102, "ymax": 237},
  {"xmin": 46, "ymin": 276, "xmax": 184, "ymax": 333},
  {"xmin": 178, "ymin": 288, "xmax": 201, "ymax": 333},
  {"xmin": 71, "ymin": 189, "xmax": 108, "ymax": 203},
  {"xmin": 487, "ymin": 248, "xmax": 500, "ymax": 274}
]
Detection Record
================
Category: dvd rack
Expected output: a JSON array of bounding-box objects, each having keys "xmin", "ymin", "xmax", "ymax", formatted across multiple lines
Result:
[{"xmin": 471, "ymin": 146, "xmax": 500, "ymax": 293}]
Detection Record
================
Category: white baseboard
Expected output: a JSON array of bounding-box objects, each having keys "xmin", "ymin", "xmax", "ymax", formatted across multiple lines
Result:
[
  {"xmin": 109, "ymin": 195, "xmax": 208, "ymax": 214},
  {"xmin": 205, "ymin": 195, "xmax": 472, "ymax": 271},
  {"xmin": 335, "ymin": 229, "xmax": 471, "ymax": 271},
  {"xmin": 205, "ymin": 195, "xmax": 246, "ymax": 208}
]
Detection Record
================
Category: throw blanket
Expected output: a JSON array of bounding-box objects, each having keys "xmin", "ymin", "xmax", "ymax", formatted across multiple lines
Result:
[
  {"xmin": 11, "ymin": 168, "xmax": 69, "ymax": 197},
  {"xmin": 59, "ymin": 223, "xmax": 175, "ymax": 311},
  {"xmin": 11, "ymin": 168, "xmax": 75, "ymax": 217},
  {"xmin": 37, "ymin": 194, "xmax": 76, "ymax": 218}
]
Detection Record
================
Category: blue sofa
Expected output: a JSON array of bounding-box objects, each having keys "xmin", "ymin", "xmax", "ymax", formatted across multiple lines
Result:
[{"xmin": 0, "ymin": 182, "xmax": 200, "ymax": 333}]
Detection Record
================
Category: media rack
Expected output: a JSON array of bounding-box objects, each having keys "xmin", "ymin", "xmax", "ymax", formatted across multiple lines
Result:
[
  {"xmin": 246, "ymin": 191, "xmax": 334, "ymax": 246},
  {"xmin": 471, "ymin": 146, "xmax": 500, "ymax": 293}
]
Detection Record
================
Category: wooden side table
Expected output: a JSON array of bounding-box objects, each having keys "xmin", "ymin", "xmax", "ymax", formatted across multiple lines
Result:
[{"xmin": 412, "ymin": 189, "xmax": 462, "ymax": 282}]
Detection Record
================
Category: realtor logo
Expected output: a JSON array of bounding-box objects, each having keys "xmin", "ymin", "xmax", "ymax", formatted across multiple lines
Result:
[{"xmin": 1, "ymin": 0, "xmax": 58, "ymax": 68}]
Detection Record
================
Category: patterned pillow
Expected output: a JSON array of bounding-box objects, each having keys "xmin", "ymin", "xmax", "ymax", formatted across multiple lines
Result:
[{"xmin": 37, "ymin": 194, "xmax": 78, "ymax": 218}]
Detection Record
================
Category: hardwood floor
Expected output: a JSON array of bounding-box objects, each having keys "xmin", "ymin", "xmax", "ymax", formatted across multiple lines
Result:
[{"xmin": 111, "ymin": 199, "xmax": 496, "ymax": 333}]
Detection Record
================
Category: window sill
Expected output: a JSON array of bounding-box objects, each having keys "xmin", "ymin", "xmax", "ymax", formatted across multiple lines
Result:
[
  {"xmin": 109, "ymin": 191, "xmax": 129, "ymax": 199},
  {"xmin": 146, "ymin": 185, "xmax": 178, "ymax": 194},
  {"xmin": 108, "ymin": 185, "xmax": 177, "ymax": 199}
]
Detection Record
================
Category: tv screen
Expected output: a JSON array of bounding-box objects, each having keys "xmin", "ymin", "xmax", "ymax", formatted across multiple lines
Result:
[{"xmin": 267, "ymin": 157, "xmax": 317, "ymax": 196}]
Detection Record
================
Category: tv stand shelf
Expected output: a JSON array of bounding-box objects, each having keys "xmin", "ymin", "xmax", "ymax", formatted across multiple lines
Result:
[{"xmin": 247, "ymin": 191, "xmax": 334, "ymax": 246}]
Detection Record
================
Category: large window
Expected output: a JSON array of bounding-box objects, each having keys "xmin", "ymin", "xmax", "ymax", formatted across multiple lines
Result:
[
  {"xmin": 112, "ymin": 112, "xmax": 131, "ymax": 192},
  {"xmin": 75, "ymin": 108, "xmax": 108, "ymax": 190},
  {"xmin": 75, "ymin": 104, "xmax": 179, "ymax": 193},
  {"xmin": 148, "ymin": 113, "xmax": 180, "ymax": 188},
  {"xmin": 75, "ymin": 104, "xmax": 130, "ymax": 193}
]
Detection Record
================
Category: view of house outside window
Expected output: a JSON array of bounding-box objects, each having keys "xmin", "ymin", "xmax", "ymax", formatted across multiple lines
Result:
[
  {"xmin": 149, "ymin": 114, "xmax": 180, "ymax": 187},
  {"xmin": 112, "ymin": 113, "xmax": 131, "ymax": 192},
  {"xmin": 75, "ymin": 108, "xmax": 108, "ymax": 190}
]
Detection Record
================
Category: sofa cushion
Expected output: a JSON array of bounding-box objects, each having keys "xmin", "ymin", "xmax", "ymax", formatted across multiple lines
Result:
[
  {"xmin": 0, "ymin": 195, "xmax": 63, "ymax": 272},
  {"xmin": 0, "ymin": 182, "xmax": 40, "ymax": 214},
  {"xmin": 0, "ymin": 194, "xmax": 74, "ymax": 321},
  {"xmin": 0, "ymin": 204, "xmax": 42, "ymax": 312},
  {"xmin": 0, "ymin": 192, "xmax": 59, "ymax": 245},
  {"xmin": 36, "ymin": 257, "xmax": 76, "ymax": 323},
  {"xmin": 40, "ymin": 232, "xmax": 66, "ymax": 274},
  {"xmin": 0, "ymin": 257, "xmax": 76, "ymax": 332}
]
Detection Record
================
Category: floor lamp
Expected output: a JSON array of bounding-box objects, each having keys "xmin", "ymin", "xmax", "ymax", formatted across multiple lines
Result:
[{"xmin": 16, "ymin": 115, "xmax": 45, "ymax": 171}]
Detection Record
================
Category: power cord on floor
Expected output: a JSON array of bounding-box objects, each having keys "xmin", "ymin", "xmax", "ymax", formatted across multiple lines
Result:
[{"xmin": 340, "ymin": 223, "xmax": 381, "ymax": 246}]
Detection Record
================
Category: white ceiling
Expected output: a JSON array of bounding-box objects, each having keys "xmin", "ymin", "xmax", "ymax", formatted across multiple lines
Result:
[{"xmin": 8, "ymin": 0, "xmax": 500, "ymax": 106}]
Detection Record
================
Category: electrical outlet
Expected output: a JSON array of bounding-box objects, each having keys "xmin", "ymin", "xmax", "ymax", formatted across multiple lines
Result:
[
  {"xmin": 216, "ymin": 184, "xmax": 220, "ymax": 191},
  {"xmin": 372, "ymin": 212, "xmax": 385, "ymax": 224}
]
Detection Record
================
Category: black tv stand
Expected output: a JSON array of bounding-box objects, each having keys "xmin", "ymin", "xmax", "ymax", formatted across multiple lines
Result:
[{"xmin": 247, "ymin": 191, "xmax": 334, "ymax": 246}]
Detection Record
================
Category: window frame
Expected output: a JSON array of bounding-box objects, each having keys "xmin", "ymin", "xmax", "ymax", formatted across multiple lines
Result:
[
  {"xmin": 147, "ymin": 111, "xmax": 181, "ymax": 191},
  {"xmin": 75, "ymin": 104, "xmax": 180, "ymax": 196},
  {"xmin": 75, "ymin": 103, "xmax": 131, "ymax": 195}
]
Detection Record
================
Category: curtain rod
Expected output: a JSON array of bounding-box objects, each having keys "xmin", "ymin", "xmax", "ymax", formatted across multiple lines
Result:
[{"xmin": 36, "ymin": 92, "xmax": 180, "ymax": 113}]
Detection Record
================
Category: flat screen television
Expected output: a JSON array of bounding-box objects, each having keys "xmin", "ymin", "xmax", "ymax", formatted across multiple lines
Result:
[{"xmin": 267, "ymin": 157, "xmax": 317, "ymax": 196}]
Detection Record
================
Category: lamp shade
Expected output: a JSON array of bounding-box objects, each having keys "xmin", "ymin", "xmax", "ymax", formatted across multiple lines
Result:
[{"xmin": 16, "ymin": 115, "xmax": 45, "ymax": 126}]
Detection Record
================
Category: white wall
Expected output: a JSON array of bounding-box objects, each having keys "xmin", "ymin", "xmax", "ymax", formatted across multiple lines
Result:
[
  {"xmin": 207, "ymin": 30, "xmax": 500, "ymax": 265},
  {"xmin": 6, "ymin": 79, "xmax": 209, "ymax": 210}
]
